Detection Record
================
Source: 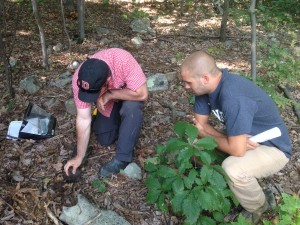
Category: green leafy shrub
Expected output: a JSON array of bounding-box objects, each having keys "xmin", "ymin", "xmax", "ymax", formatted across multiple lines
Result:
[
  {"xmin": 145, "ymin": 121, "xmax": 237, "ymax": 225},
  {"xmin": 255, "ymin": 38, "xmax": 300, "ymax": 108},
  {"xmin": 91, "ymin": 179, "xmax": 106, "ymax": 193},
  {"xmin": 263, "ymin": 193, "xmax": 300, "ymax": 225}
]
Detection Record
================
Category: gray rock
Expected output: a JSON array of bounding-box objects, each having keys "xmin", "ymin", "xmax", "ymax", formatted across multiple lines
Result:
[
  {"xmin": 68, "ymin": 61, "xmax": 80, "ymax": 72},
  {"xmin": 109, "ymin": 43, "xmax": 122, "ymax": 48},
  {"xmin": 50, "ymin": 71, "xmax": 72, "ymax": 88},
  {"xmin": 122, "ymin": 163, "xmax": 142, "ymax": 179},
  {"xmin": 9, "ymin": 57, "xmax": 17, "ymax": 67},
  {"xmin": 147, "ymin": 73, "xmax": 168, "ymax": 92},
  {"xmin": 130, "ymin": 18, "xmax": 155, "ymax": 34},
  {"xmin": 53, "ymin": 43, "xmax": 63, "ymax": 52},
  {"xmin": 65, "ymin": 99, "xmax": 77, "ymax": 115},
  {"xmin": 59, "ymin": 194, "xmax": 131, "ymax": 225},
  {"xmin": 100, "ymin": 38, "xmax": 111, "ymax": 45},
  {"xmin": 174, "ymin": 111, "xmax": 187, "ymax": 117},
  {"xmin": 224, "ymin": 40, "xmax": 233, "ymax": 48},
  {"xmin": 164, "ymin": 72, "xmax": 178, "ymax": 82},
  {"xmin": 12, "ymin": 171, "xmax": 24, "ymax": 182},
  {"xmin": 19, "ymin": 76, "xmax": 41, "ymax": 94},
  {"xmin": 44, "ymin": 98, "xmax": 60, "ymax": 109},
  {"xmin": 131, "ymin": 36, "xmax": 144, "ymax": 46}
]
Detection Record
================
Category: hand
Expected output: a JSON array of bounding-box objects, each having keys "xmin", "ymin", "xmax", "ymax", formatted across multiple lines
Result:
[
  {"xmin": 64, "ymin": 156, "xmax": 83, "ymax": 176},
  {"xmin": 246, "ymin": 136, "xmax": 260, "ymax": 150},
  {"xmin": 96, "ymin": 92, "xmax": 111, "ymax": 111},
  {"xmin": 192, "ymin": 117, "xmax": 207, "ymax": 137}
]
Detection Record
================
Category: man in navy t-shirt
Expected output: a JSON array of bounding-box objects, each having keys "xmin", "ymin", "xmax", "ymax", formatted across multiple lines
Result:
[{"xmin": 180, "ymin": 51, "xmax": 292, "ymax": 224}]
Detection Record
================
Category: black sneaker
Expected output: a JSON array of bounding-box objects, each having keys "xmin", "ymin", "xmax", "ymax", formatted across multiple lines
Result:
[{"xmin": 99, "ymin": 158, "xmax": 129, "ymax": 178}]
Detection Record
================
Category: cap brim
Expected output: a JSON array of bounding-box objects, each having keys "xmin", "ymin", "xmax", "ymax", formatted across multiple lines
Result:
[{"xmin": 78, "ymin": 90, "xmax": 100, "ymax": 103}]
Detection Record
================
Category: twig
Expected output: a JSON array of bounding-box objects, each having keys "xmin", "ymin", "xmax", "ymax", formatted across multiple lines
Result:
[
  {"xmin": 0, "ymin": 196, "xmax": 26, "ymax": 221},
  {"xmin": 44, "ymin": 203, "xmax": 63, "ymax": 225},
  {"xmin": 88, "ymin": 152, "xmax": 113, "ymax": 160},
  {"xmin": 279, "ymin": 84, "xmax": 300, "ymax": 122}
]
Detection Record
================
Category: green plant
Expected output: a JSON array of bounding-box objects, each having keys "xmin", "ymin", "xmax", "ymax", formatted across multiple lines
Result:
[
  {"xmin": 230, "ymin": 215, "xmax": 251, "ymax": 225},
  {"xmin": 253, "ymin": 36, "xmax": 300, "ymax": 108},
  {"xmin": 175, "ymin": 52, "xmax": 184, "ymax": 64},
  {"xmin": 263, "ymin": 193, "xmax": 300, "ymax": 225},
  {"xmin": 5, "ymin": 99, "xmax": 16, "ymax": 113},
  {"xmin": 91, "ymin": 179, "xmax": 106, "ymax": 193},
  {"xmin": 122, "ymin": 9, "xmax": 149, "ymax": 20},
  {"xmin": 145, "ymin": 121, "xmax": 237, "ymax": 225}
]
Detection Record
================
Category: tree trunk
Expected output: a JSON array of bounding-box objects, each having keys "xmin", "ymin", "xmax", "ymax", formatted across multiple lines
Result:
[
  {"xmin": 0, "ymin": 0, "xmax": 14, "ymax": 97},
  {"xmin": 31, "ymin": 0, "xmax": 48, "ymax": 68},
  {"xmin": 220, "ymin": 0, "xmax": 229, "ymax": 42},
  {"xmin": 77, "ymin": 0, "xmax": 85, "ymax": 43},
  {"xmin": 250, "ymin": 0, "xmax": 257, "ymax": 81},
  {"xmin": 61, "ymin": 0, "xmax": 71, "ymax": 52}
]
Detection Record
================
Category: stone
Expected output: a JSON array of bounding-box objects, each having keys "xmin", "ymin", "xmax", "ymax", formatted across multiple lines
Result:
[
  {"xmin": 164, "ymin": 72, "xmax": 178, "ymax": 82},
  {"xmin": 68, "ymin": 61, "xmax": 80, "ymax": 72},
  {"xmin": 53, "ymin": 43, "xmax": 63, "ymax": 52},
  {"xmin": 122, "ymin": 163, "xmax": 142, "ymax": 179},
  {"xmin": 19, "ymin": 76, "xmax": 41, "ymax": 94},
  {"xmin": 65, "ymin": 99, "xmax": 77, "ymax": 115},
  {"xmin": 44, "ymin": 98, "xmax": 60, "ymax": 109},
  {"xmin": 9, "ymin": 57, "xmax": 17, "ymax": 67},
  {"xmin": 59, "ymin": 194, "xmax": 131, "ymax": 225},
  {"xmin": 147, "ymin": 73, "xmax": 168, "ymax": 92},
  {"xmin": 100, "ymin": 37, "xmax": 111, "ymax": 45},
  {"xmin": 131, "ymin": 36, "xmax": 144, "ymax": 46},
  {"xmin": 50, "ymin": 71, "xmax": 72, "ymax": 88},
  {"xmin": 130, "ymin": 18, "xmax": 155, "ymax": 34}
]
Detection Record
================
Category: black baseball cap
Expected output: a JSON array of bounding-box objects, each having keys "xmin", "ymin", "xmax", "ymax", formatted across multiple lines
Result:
[{"xmin": 77, "ymin": 58, "xmax": 110, "ymax": 102}]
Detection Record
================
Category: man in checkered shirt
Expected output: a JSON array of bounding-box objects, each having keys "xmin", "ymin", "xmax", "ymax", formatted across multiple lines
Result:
[{"xmin": 64, "ymin": 48, "xmax": 148, "ymax": 178}]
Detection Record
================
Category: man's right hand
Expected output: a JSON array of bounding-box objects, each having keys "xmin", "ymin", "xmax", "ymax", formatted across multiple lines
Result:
[{"xmin": 64, "ymin": 156, "xmax": 83, "ymax": 176}]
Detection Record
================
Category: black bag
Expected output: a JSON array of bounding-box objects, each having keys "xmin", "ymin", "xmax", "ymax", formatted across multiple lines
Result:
[{"xmin": 18, "ymin": 103, "xmax": 56, "ymax": 140}]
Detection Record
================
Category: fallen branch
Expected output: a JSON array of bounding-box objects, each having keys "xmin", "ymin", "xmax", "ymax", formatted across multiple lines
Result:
[
  {"xmin": 279, "ymin": 84, "xmax": 300, "ymax": 123},
  {"xmin": 45, "ymin": 204, "xmax": 63, "ymax": 225}
]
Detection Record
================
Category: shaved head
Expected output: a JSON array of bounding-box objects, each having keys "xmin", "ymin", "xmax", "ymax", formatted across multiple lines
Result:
[{"xmin": 181, "ymin": 51, "xmax": 219, "ymax": 78}]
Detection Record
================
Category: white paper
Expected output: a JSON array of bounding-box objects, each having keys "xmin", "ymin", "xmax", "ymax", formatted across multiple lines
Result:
[
  {"xmin": 7, "ymin": 121, "xmax": 22, "ymax": 139},
  {"xmin": 249, "ymin": 127, "xmax": 281, "ymax": 143}
]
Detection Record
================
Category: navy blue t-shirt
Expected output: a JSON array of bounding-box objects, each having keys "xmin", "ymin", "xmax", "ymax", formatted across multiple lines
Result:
[{"xmin": 194, "ymin": 69, "xmax": 292, "ymax": 158}]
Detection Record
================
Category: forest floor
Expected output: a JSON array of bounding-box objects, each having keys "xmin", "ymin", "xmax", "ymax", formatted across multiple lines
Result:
[{"xmin": 0, "ymin": 0, "xmax": 299, "ymax": 225}]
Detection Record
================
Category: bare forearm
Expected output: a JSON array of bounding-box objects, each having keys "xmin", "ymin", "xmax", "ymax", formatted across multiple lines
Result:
[
  {"xmin": 199, "ymin": 124, "xmax": 246, "ymax": 156},
  {"xmin": 200, "ymin": 123, "xmax": 226, "ymax": 138},
  {"xmin": 76, "ymin": 116, "xmax": 92, "ymax": 159},
  {"xmin": 108, "ymin": 83, "xmax": 148, "ymax": 101}
]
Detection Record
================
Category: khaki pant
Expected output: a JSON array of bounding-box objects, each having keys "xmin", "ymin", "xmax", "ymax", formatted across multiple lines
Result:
[{"xmin": 222, "ymin": 145, "xmax": 289, "ymax": 212}]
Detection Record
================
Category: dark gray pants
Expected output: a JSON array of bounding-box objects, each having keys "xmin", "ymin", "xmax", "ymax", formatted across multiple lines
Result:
[{"xmin": 92, "ymin": 101, "xmax": 144, "ymax": 162}]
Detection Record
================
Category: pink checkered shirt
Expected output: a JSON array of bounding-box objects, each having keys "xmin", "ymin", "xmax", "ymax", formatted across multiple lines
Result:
[{"xmin": 72, "ymin": 48, "xmax": 147, "ymax": 117}]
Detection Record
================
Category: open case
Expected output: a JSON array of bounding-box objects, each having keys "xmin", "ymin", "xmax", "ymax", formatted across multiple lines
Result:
[{"xmin": 17, "ymin": 103, "xmax": 56, "ymax": 140}]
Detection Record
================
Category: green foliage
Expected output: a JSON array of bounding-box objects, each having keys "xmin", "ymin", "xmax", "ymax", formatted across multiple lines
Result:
[
  {"xmin": 175, "ymin": 52, "xmax": 184, "ymax": 65},
  {"xmin": 257, "ymin": 0, "xmax": 300, "ymax": 30},
  {"xmin": 101, "ymin": 0, "xmax": 110, "ymax": 7},
  {"xmin": 230, "ymin": 215, "xmax": 251, "ymax": 225},
  {"xmin": 255, "ymin": 36, "xmax": 300, "ymax": 108},
  {"xmin": 5, "ymin": 99, "xmax": 16, "ymax": 113},
  {"xmin": 91, "ymin": 179, "xmax": 106, "ymax": 193},
  {"xmin": 207, "ymin": 47, "xmax": 224, "ymax": 56},
  {"xmin": 145, "ymin": 121, "xmax": 237, "ymax": 224},
  {"xmin": 263, "ymin": 193, "xmax": 300, "ymax": 225},
  {"xmin": 122, "ymin": 9, "xmax": 149, "ymax": 20}
]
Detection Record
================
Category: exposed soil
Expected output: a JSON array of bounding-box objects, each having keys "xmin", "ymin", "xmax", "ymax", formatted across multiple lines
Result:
[{"xmin": 0, "ymin": 1, "xmax": 299, "ymax": 225}]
